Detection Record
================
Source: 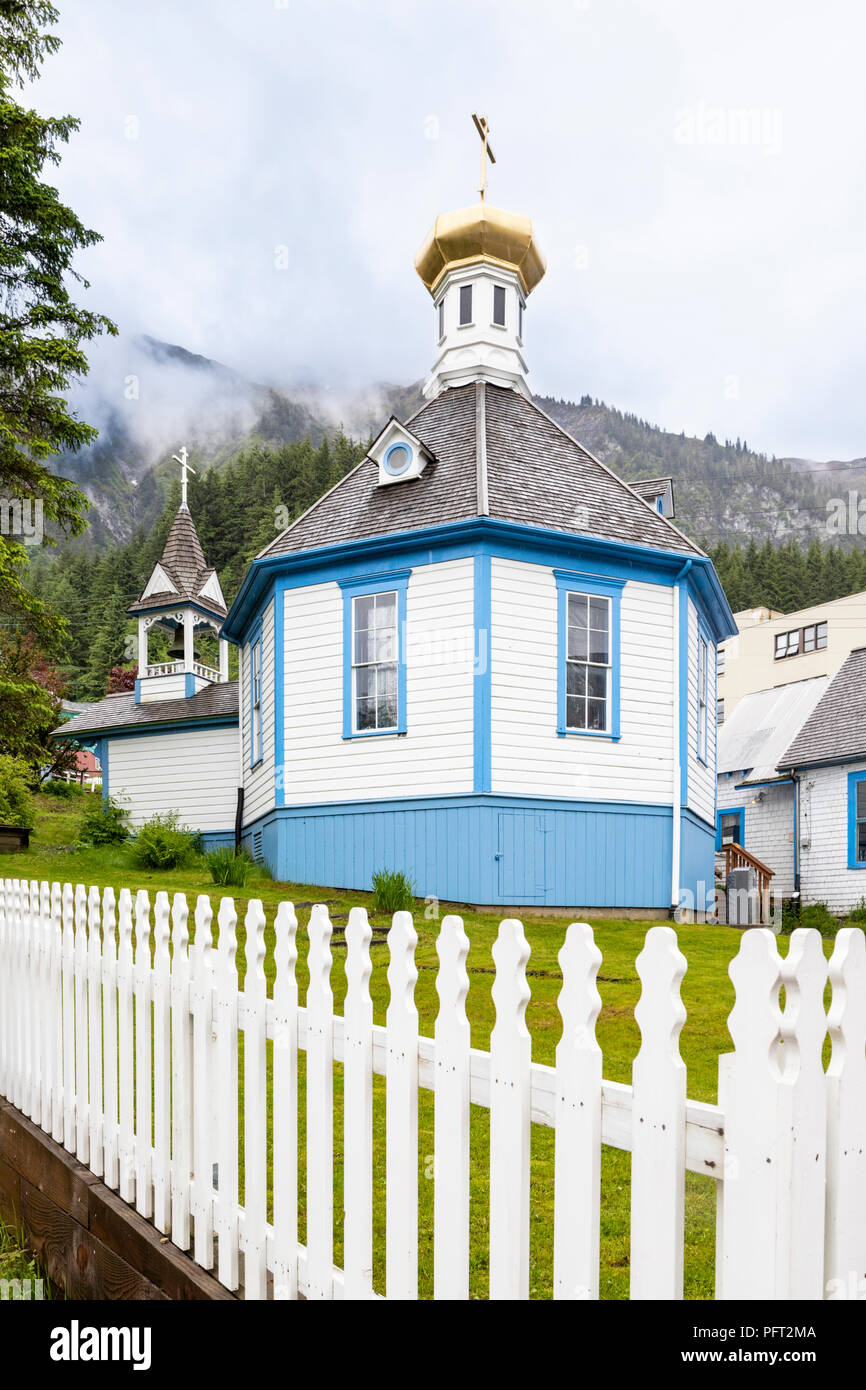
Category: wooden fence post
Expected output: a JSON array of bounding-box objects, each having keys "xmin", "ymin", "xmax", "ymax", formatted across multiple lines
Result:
[
  {"xmin": 306, "ymin": 903, "xmax": 334, "ymax": 1300},
  {"xmin": 117, "ymin": 889, "xmax": 135, "ymax": 1203},
  {"xmin": 74, "ymin": 883, "xmax": 89, "ymax": 1165},
  {"xmin": 134, "ymin": 889, "xmax": 152, "ymax": 1217},
  {"xmin": 170, "ymin": 892, "xmax": 192, "ymax": 1249},
  {"xmin": 343, "ymin": 905, "xmax": 374, "ymax": 1300},
  {"xmin": 554, "ymin": 921, "xmax": 603, "ymax": 1301},
  {"xmin": 434, "ymin": 913, "xmax": 471, "ymax": 1301},
  {"xmin": 191, "ymin": 894, "xmax": 215, "ymax": 1269},
  {"xmin": 825, "ymin": 927, "xmax": 866, "ymax": 1298},
  {"xmin": 273, "ymin": 900, "xmax": 299, "ymax": 1301},
  {"xmin": 50, "ymin": 881, "xmax": 64, "ymax": 1145},
  {"xmin": 214, "ymin": 896, "xmax": 239, "ymax": 1290},
  {"xmin": 101, "ymin": 887, "xmax": 119, "ymax": 1190},
  {"xmin": 386, "ymin": 911, "xmax": 419, "ymax": 1301},
  {"xmin": 630, "ymin": 925, "xmax": 687, "ymax": 1300},
  {"xmin": 152, "ymin": 891, "xmax": 171, "ymax": 1233},
  {"xmin": 489, "ymin": 917, "xmax": 531, "ymax": 1300},
  {"xmin": 243, "ymin": 899, "xmax": 268, "ymax": 1300},
  {"xmin": 87, "ymin": 885, "xmax": 103, "ymax": 1177},
  {"xmin": 718, "ymin": 927, "xmax": 791, "ymax": 1299},
  {"xmin": 781, "ymin": 927, "xmax": 828, "ymax": 1299}
]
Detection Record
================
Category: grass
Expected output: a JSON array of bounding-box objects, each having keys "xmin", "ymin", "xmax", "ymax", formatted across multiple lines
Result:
[
  {"xmin": 1, "ymin": 792, "xmax": 839, "ymax": 1299},
  {"xmin": 0, "ymin": 1217, "xmax": 50, "ymax": 1299}
]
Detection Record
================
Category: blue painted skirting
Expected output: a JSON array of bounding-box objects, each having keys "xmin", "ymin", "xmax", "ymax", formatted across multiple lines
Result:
[
  {"xmin": 241, "ymin": 794, "xmax": 714, "ymax": 909},
  {"xmin": 198, "ymin": 830, "xmax": 236, "ymax": 853}
]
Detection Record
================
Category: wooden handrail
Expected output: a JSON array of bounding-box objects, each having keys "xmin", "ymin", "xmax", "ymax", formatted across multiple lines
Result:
[{"xmin": 721, "ymin": 841, "xmax": 774, "ymax": 882}]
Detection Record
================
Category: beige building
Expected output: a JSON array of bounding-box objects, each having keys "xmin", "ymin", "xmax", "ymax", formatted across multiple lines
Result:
[{"xmin": 717, "ymin": 591, "xmax": 866, "ymax": 720}]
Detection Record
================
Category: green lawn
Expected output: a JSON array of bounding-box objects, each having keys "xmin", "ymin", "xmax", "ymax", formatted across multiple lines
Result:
[{"xmin": 1, "ymin": 791, "xmax": 818, "ymax": 1298}]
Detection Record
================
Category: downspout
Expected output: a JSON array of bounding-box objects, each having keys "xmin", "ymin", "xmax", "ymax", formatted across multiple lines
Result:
[
  {"xmin": 671, "ymin": 559, "xmax": 693, "ymax": 916},
  {"xmin": 791, "ymin": 771, "xmax": 801, "ymax": 916}
]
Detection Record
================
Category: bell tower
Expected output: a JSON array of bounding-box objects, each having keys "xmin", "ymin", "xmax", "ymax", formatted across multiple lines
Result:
[
  {"xmin": 414, "ymin": 115, "xmax": 546, "ymax": 400},
  {"xmin": 128, "ymin": 447, "xmax": 230, "ymax": 704}
]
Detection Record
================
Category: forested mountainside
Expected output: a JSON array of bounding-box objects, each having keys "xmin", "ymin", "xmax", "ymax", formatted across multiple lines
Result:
[
  {"xmin": 54, "ymin": 336, "xmax": 842, "ymax": 553},
  {"xmin": 26, "ymin": 335, "xmax": 866, "ymax": 700}
]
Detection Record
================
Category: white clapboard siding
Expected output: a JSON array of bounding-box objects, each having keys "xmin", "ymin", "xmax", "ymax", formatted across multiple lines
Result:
[
  {"xmin": 3, "ymin": 880, "xmax": 865, "ymax": 1304},
  {"xmin": 825, "ymin": 928, "xmax": 866, "ymax": 1293},
  {"xmin": 686, "ymin": 597, "xmax": 716, "ymax": 827},
  {"xmin": 281, "ymin": 561, "xmax": 475, "ymax": 805},
  {"xmin": 433, "ymin": 914, "xmax": 471, "ymax": 1300},
  {"xmin": 241, "ymin": 595, "xmax": 277, "ymax": 826},
  {"xmin": 630, "ymin": 926, "xmax": 687, "ymax": 1299},
  {"xmin": 386, "ymin": 912, "xmax": 420, "ymax": 1300},
  {"xmin": 108, "ymin": 725, "xmax": 239, "ymax": 833},
  {"xmin": 489, "ymin": 918, "xmax": 532, "ymax": 1300},
  {"xmin": 343, "ymin": 906, "xmax": 374, "ymax": 1300},
  {"xmin": 553, "ymin": 922, "xmax": 603, "ymax": 1300},
  {"xmin": 490, "ymin": 558, "xmax": 675, "ymax": 802}
]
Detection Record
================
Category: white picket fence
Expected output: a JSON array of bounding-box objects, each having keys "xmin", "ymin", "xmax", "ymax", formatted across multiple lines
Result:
[{"xmin": 0, "ymin": 877, "xmax": 864, "ymax": 1301}]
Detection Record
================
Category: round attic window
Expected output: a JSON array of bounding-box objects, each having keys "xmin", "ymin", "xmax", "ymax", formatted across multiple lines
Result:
[{"xmin": 384, "ymin": 442, "xmax": 412, "ymax": 477}]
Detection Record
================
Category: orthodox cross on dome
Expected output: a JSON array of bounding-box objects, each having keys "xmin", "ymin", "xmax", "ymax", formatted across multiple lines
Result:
[
  {"xmin": 172, "ymin": 445, "xmax": 196, "ymax": 509},
  {"xmin": 472, "ymin": 112, "xmax": 496, "ymax": 202}
]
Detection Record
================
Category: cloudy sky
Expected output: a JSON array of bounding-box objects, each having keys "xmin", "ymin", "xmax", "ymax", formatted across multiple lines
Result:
[{"xmin": 27, "ymin": 0, "xmax": 866, "ymax": 459}]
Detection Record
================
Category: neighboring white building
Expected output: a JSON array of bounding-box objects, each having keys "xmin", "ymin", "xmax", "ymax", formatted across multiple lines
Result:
[
  {"xmin": 778, "ymin": 648, "xmax": 866, "ymax": 915},
  {"xmin": 716, "ymin": 678, "xmax": 829, "ymax": 900}
]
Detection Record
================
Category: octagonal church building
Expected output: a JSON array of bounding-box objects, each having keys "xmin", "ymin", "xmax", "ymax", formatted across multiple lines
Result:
[{"xmin": 56, "ymin": 189, "xmax": 735, "ymax": 913}]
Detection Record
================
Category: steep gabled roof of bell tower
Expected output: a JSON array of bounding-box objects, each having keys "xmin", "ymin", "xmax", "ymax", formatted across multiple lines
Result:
[{"xmin": 129, "ymin": 503, "xmax": 227, "ymax": 620}]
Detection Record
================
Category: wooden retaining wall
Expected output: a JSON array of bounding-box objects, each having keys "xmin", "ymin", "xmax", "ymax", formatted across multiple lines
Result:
[{"xmin": 0, "ymin": 1100, "xmax": 235, "ymax": 1301}]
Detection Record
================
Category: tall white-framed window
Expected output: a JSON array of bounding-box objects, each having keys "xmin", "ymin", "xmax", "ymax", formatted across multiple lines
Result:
[
  {"xmin": 352, "ymin": 590, "xmax": 398, "ymax": 732},
  {"xmin": 697, "ymin": 633, "xmax": 709, "ymax": 763},
  {"xmin": 250, "ymin": 635, "xmax": 263, "ymax": 766},
  {"xmin": 555, "ymin": 571, "xmax": 624, "ymax": 740}
]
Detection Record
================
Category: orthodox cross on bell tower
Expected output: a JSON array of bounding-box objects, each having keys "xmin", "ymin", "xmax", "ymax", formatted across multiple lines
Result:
[
  {"xmin": 172, "ymin": 445, "xmax": 196, "ymax": 509},
  {"xmin": 472, "ymin": 112, "xmax": 496, "ymax": 202}
]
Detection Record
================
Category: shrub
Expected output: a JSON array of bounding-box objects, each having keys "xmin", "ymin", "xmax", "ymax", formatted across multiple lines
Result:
[
  {"xmin": 78, "ymin": 796, "xmax": 129, "ymax": 846},
  {"xmin": 0, "ymin": 755, "xmax": 35, "ymax": 828},
  {"xmin": 797, "ymin": 901, "xmax": 838, "ymax": 937},
  {"xmin": 371, "ymin": 868, "xmax": 416, "ymax": 915},
  {"xmin": 42, "ymin": 778, "xmax": 85, "ymax": 799},
  {"xmin": 129, "ymin": 812, "xmax": 199, "ymax": 870},
  {"xmin": 205, "ymin": 845, "xmax": 254, "ymax": 887},
  {"xmin": 844, "ymin": 898, "xmax": 866, "ymax": 926}
]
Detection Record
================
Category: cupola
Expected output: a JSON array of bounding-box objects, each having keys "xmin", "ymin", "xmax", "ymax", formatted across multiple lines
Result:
[
  {"xmin": 414, "ymin": 116, "xmax": 546, "ymax": 401},
  {"xmin": 127, "ymin": 447, "xmax": 229, "ymax": 704}
]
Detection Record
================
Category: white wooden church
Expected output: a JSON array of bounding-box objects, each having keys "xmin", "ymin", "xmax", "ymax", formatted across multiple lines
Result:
[{"xmin": 56, "ymin": 180, "xmax": 736, "ymax": 911}]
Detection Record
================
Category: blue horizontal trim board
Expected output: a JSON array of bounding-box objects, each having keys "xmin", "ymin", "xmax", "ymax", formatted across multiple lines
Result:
[
  {"xmin": 95, "ymin": 716, "xmax": 238, "ymax": 741},
  {"xmin": 242, "ymin": 793, "xmax": 692, "ymax": 909},
  {"xmin": 224, "ymin": 516, "xmax": 736, "ymax": 646}
]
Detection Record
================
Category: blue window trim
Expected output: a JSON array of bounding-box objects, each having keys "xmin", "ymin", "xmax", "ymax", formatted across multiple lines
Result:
[
  {"xmin": 554, "ymin": 569, "xmax": 625, "ymax": 741},
  {"xmin": 338, "ymin": 569, "xmax": 410, "ymax": 739},
  {"xmin": 249, "ymin": 617, "xmax": 263, "ymax": 769},
  {"xmin": 716, "ymin": 806, "xmax": 745, "ymax": 851},
  {"xmin": 473, "ymin": 552, "xmax": 491, "ymax": 792},
  {"xmin": 696, "ymin": 621, "xmax": 711, "ymax": 766},
  {"xmin": 847, "ymin": 770, "xmax": 866, "ymax": 869}
]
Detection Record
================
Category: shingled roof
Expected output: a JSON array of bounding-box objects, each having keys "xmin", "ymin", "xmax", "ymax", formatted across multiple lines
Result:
[
  {"xmin": 129, "ymin": 505, "xmax": 227, "ymax": 619},
  {"xmin": 778, "ymin": 649, "xmax": 866, "ymax": 770},
  {"xmin": 259, "ymin": 382, "xmax": 703, "ymax": 559},
  {"xmin": 51, "ymin": 682, "xmax": 239, "ymax": 740}
]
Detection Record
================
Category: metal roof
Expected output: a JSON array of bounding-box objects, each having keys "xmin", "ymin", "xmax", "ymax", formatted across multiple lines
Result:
[{"xmin": 717, "ymin": 676, "xmax": 830, "ymax": 784}]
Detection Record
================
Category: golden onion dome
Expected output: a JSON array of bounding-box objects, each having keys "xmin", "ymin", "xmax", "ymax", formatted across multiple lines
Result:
[{"xmin": 414, "ymin": 202, "xmax": 546, "ymax": 298}]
